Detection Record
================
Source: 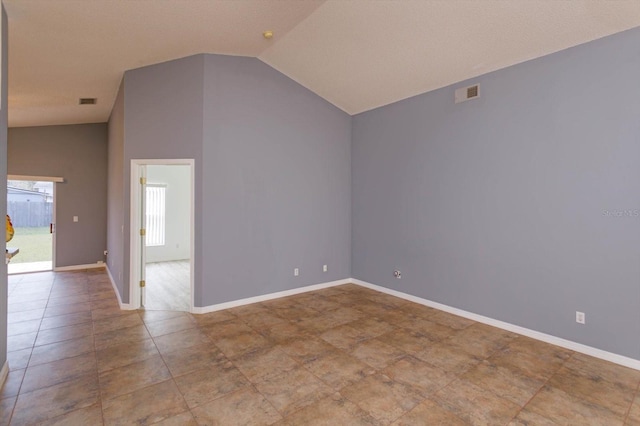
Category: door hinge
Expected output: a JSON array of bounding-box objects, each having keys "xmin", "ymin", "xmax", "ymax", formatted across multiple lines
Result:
[
  {"xmin": 140, "ymin": 177, "xmax": 147, "ymax": 185},
  {"xmin": 140, "ymin": 228, "xmax": 146, "ymax": 236},
  {"xmin": 139, "ymin": 280, "xmax": 145, "ymax": 288}
]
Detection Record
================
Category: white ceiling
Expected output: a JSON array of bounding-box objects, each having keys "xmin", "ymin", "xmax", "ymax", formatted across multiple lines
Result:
[{"xmin": 4, "ymin": 0, "xmax": 640, "ymax": 128}]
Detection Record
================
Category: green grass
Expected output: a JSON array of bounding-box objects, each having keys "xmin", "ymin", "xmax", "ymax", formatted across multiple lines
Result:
[{"xmin": 6, "ymin": 227, "xmax": 52, "ymax": 263}]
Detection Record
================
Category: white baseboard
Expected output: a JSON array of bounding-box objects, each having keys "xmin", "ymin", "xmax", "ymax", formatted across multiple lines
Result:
[
  {"xmin": 106, "ymin": 266, "xmax": 134, "ymax": 310},
  {"xmin": 54, "ymin": 262, "xmax": 105, "ymax": 272},
  {"xmin": 0, "ymin": 360, "xmax": 8, "ymax": 390},
  {"xmin": 192, "ymin": 279, "xmax": 351, "ymax": 314},
  {"xmin": 352, "ymin": 279, "xmax": 640, "ymax": 371}
]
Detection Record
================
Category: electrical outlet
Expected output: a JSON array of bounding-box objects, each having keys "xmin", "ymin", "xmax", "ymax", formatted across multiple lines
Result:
[
  {"xmin": 323, "ymin": 264, "xmax": 328, "ymax": 272},
  {"xmin": 394, "ymin": 270, "xmax": 402, "ymax": 279},
  {"xmin": 576, "ymin": 311, "xmax": 586, "ymax": 324},
  {"xmin": 294, "ymin": 268, "xmax": 299, "ymax": 277},
  {"xmin": 103, "ymin": 250, "xmax": 108, "ymax": 256}
]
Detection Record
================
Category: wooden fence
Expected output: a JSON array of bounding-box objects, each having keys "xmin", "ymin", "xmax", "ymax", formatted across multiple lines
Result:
[{"xmin": 7, "ymin": 201, "xmax": 53, "ymax": 227}]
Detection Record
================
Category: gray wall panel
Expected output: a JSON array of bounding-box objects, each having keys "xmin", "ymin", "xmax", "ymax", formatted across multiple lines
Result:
[
  {"xmin": 8, "ymin": 124, "xmax": 108, "ymax": 268},
  {"xmin": 352, "ymin": 27, "xmax": 640, "ymax": 358}
]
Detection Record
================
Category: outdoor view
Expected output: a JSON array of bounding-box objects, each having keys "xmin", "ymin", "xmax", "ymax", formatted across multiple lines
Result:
[{"xmin": 6, "ymin": 180, "xmax": 53, "ymax": 273}]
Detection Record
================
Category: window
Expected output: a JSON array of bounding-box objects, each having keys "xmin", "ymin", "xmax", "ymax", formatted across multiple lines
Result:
[{"xmin": 146, "ymin": 184, "xmax": 166, "ymax": 247}]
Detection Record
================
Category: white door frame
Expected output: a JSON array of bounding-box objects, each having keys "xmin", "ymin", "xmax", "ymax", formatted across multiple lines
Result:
[
  {"xmin": 129, "ymin": 159, "xmax": 195, "ymax": 312},
  {"xmin": 7, "ymin": 174, "xmax": 63, "ymax": 271}
]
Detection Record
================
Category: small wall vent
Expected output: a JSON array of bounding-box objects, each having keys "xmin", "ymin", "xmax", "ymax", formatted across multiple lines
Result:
[
  {"xmin": 79, "ymin": 98, "xmax": 97, "ymax": 105},
  {"xmin": 454, "ymin": 84, "xmax": 480, "ymax": 104}
]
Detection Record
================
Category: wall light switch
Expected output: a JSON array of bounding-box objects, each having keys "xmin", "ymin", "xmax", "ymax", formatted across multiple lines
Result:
[{"xmin": 73, "ymin": 216, "xmax": 79, "ymax": 222}]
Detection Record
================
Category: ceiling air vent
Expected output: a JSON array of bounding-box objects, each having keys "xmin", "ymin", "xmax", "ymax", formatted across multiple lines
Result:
[
  {"xmin": 454, "ymin": 84, "xmax": 480, "ymax": 104},
  {"xmin": 79, "ymin": 98, "xmax": 97, "ymax": 105}
]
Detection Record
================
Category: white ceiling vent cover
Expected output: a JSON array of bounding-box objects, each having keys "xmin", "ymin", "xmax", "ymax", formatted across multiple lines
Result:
[{"xmin": 455, "ymin": 84, "xmax": 480, "ymax": 104}]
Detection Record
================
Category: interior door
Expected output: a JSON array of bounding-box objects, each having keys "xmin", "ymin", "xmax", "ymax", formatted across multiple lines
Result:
[{"xmin": 139, "ymin": 165, "xmax": 147, "ymax": 307}]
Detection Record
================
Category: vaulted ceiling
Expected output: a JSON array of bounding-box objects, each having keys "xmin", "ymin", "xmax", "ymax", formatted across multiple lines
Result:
[{"xmin": 5, "ymin": 0, "xmax": 640, "ymax": 128}]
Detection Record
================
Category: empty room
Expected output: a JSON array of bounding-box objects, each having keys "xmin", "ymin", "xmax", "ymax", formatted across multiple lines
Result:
[{"xmin": 2, "ymin": 1, "xmax": 640, "ymax": 424}]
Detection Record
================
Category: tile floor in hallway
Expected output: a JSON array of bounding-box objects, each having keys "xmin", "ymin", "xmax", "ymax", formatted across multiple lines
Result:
[{"xmin": 2, "ymin": 269, "xmax": 640, "ymax": 425}]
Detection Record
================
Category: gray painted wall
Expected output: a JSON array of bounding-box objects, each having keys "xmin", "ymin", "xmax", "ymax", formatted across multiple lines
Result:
[
  {"xmin": 122, "ymin": 55, "xmax": 204, "ymax": 304},
  {"xmin": 352, "ymin": 27, "xmax": 640, "ymax": 359},
  {"xmin": 107, "ymin": 81, "xmax": 125, "ymax": 298},
  {"xmin": 8, "ymin": 124, "xmax": 108, "ymax": 268},
  {"xmin": 201, "ymin": 54, "xmax": 351, "ymax": 305},
  {"xmin": 1, "ymin": 5, "xmax": 9, "ymax": 372}
]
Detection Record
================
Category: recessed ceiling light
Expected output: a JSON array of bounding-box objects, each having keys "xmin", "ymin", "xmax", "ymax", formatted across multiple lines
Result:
[
  {"xmin": 79, "ymin": 98, "xmax": 97, "ymax": 105},
  {"xmin": 263, "ymin": 30, "xmax": 274, "ymax": 40}
]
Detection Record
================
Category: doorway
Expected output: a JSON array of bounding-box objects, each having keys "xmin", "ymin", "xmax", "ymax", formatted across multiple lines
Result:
[
  {"xmin": 130, "ymin": 160, "xmax": 194, "ymax": 312},
  {"xmin": 6, "ymin": 176, "xmax": 60, "ymax": 274}
]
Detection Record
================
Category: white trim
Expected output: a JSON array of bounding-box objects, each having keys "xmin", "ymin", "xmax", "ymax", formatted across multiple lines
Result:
[
  {"xmin": 7, "ymin": 174, "xmax": 64, "ymax": 183},
  {"xmin": 106, "ymin": 266, "xmax": 134, "ymax": 310},
  {"xmin": 351, "ymin": 279, "xmax": 640, "ymax": 371},
  {"xmin": 192, "ymin": 279, "xmax": 351, "ymax": 314},
  {"xmin": 0, "ymin": 361, "xmax": 8, "ymax": 389},
  {"xmin": 54, "ymin": 263, "xmax": 105, "ymax": 272},
  {"xmin": 130, "ymin": 159, "xmax": 195, "ymax": 313}
]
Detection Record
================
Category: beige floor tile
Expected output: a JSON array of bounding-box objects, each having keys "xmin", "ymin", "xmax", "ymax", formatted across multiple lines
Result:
[
  {"xmin": 162, "ymin": 343, "xmax": 228, "ymax": 378},
  {"xmin": 392, "ymin": 399, "xmax": 468, "ymax": 426},
  {"xmin": 21, "ymin": 352, "xmax": 97, "ymax": 394},
  {"xmin": 255, "ymin": 366, "xmax": 333, "ymax": 416},
  {"xmin": 6, "ymin": 319, "xmax": 41, "ymax": 336},
  {"xmin": 383, "ymin": 356, "xmax": 454, "ymax": 397},
  {"xmin": 429, "ymin": 310, "xmax": 476, "ymax": 330},
  {"xmin": 348, "ymin": 317, "xmax": 398, "ymax": 339},
  {"xmin": 461, "ymin": 359, "xmax": 546, "ymax": 406},
  {"xmin": 401, "ymin": 317, "xmax": 458, "ymax": 342},
  {"xmin": 37, "ymin": 402, "xmax": 104, "ymax": 426},
  {"xmin": 11, "ymin": 373, "xmax": 100, "ymax": 425},
  {"xmin": 525, "ymin": 385, "xmax": 624, "ymax": 424},
  {"xmin": 102, "ymin": 380, "xmax": 188, "ymax": 425},
  {"xmin": 242, "ymin": 311, "xmax": 289, "ymax": 331},
  {"xmin": 39, "ymin": 311, "xmax": 92, "ymax": 331},
  {"xmin": 431, "ymin": 379, "xmax": 521, "ymax": 425},
  {"xmin": 320, "ymin": 324, "xmax": 372, "ymax": 351},
  {"xmin": 378, "ymin": 328, "xmax": 434, "ymax": 356},
  {"xmin": 627, "ymin": 396, "xmax": 640, "ymax": 425},
  {"xmin": 174, "ymin": 362, "xmax": 250, "ymax": 408},
  {"xmin": 152, "ymin": 410, "xmax": 198, "ymax": 426},
  {"xmin": 304, "ymin": 351, "xmax": 376, "ymax": 390},
  {"xmin": 566, "ymin": 353, "xmax": 640, "ymax": 390},
  {"xmin": 94, "ymin": 323, "xmax": 151, "ymax": 351},
  {"xmin": 29, "ymin": 335, "xmax": 95, "ymax": 366},
  {"xmin": 44, "ymin": 302, "xmax": 91, "ymax": 318},
  {"xmin": 138, "ymin": 309, "xmax": 188, "ymax": 323},
  {"xmin": 278, "ymin": 337, "xmax": 340, "ymax": 364},
  {"xmin": 99, "ymin": 354, "xmax": 172, "ymax": 400},
  {"xmin": 154, "ymin": 327, "xmax": 211, "ymax": 354},
  {"xmin": 548, "ymin": 364, "xmax": 636, "ymax": 417},
  {"xmin": 278, "ymin": 392, "xmax": 379, "ymax": 426},
  {"xmin": 93, "ymin": 312, "xmax": 143, "ymax": 334},
  {"xmin": 35, "ymin": 322, "xmax": 94, "ymax": 347},
  {"xmin": 8, "ymin": 308, "xmax": 45, "ymax": 324},
  {"xmin": 0, "ymin": 396, "xmax": 16, "ymax": 425},
  {"xmin": 258, "ymin": 321, "xmax": 311, "ymax": 345},
  {"xmin": 96, "ymin": 337, "xmax": 159, "ymax": 373},
  {"xmin": 191, "ymin": 309, "xmax": 237, "ymax": 327},
  {"xmin": 212, "ymin": 330, "xmax": 271, "ymax": 359},
  {"xmin": 7, "ymin": 348, "xmax": 32, "ymax": 371},
  {"xmin": 234, "ymin": 347, "xmax": 299, "ymax": 383},
  {"xmin": 200, "ymin": 318, "xmax": 253, "ymax": 339},
  {"xmin": 420, "ymin": 342, "xmax": 481, "ymax": 376},
  {"xmin": 45, "ymin": 293, "xmax": 91, "ymax": 307},
  {"xmin": 192, "ymin": 387, "xmax": 282, "ymax": 425},
  {"xmin": 7, "ymin": 331, "xmax": 38, "ymax": 352},
  {"xmin": 0, "ymin": 368, "xmax": 25, "ymax": 399},
  {"xmin": 8, "ymin": 299, "xmax": 49, "ymax": 313},
  {"xmin": 489, "ymin": 337, "xmax": 571, "ymax": 381},
  {"xmin": 446, "ymin": 323, "xmax": 518, "ymax": 359},
  {"xmin": 350, "ymin": 338, "xmax": 407, "ymax": 370},
  {"xmin": 508, "ymin": 408, "xmax": 560, "ymax": 426},
  {"xmin": 340, "ymin": 373, "xmax": 424, "ymax": 424}
]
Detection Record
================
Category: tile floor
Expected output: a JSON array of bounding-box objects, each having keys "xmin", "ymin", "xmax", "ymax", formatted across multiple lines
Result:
[
  {"xmin": 145, "ymin": 260, "xmax": 190, "ymax": 312},
  {"xmin": 2, "ymin": 269, "xmax": 640, "ymax": 425}
]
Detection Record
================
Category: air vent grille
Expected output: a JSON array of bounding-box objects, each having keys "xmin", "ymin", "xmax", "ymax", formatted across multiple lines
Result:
[
  {"xmin": 79, "ymin": 98, "xmax": 97, "ymax": 105},
  {"xmin": 454, "ymin": 84, "xmax": 480, "ymax": 104}
]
